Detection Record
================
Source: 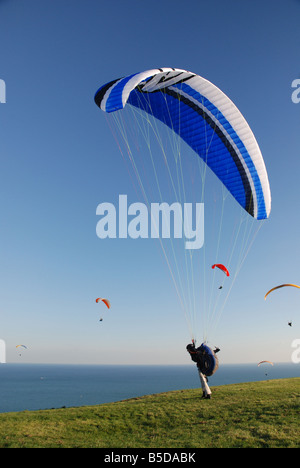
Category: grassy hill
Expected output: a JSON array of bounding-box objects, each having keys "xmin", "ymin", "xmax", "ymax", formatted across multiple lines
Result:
[{"xmin": 0, "ymin": 378, "xmax": 299, "ymax": 448}]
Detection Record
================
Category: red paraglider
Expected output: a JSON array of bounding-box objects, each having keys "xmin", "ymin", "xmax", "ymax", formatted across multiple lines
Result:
[
  {"xmin": 212, "ymin": 264, "xmax": 230, "ymax": 277},
  {"xmin": 96, "ymin": 298, "xmax": 111, "ymax": 308}
]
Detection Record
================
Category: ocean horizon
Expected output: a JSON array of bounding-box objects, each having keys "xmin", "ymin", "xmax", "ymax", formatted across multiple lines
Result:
[{"xmin": 0, "ymin": 362, "xmax": 299, "ymax": 414}]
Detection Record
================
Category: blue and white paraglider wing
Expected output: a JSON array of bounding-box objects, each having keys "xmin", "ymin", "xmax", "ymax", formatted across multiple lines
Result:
[{"xmin": 95, "ymin": 68, "xmax": 271, "ymax": 220}]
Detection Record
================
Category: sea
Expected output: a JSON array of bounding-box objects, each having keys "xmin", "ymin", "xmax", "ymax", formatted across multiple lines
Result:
[{"xmin": 0, "ymin": 363, "xmax": 299, "ymax": 413}]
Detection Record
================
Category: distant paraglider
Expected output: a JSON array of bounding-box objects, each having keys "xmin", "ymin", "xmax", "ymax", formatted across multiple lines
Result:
[
  {"xmin": 264, "ymin": 284, "xmax": 300, "ymax": 300},
  {"xmin": 212, "ymin": 264, "xmax": 229, "ymax": 290},
  {"xmin": 264, "ymin": 284, "xmax": 299, "ymax": 327},
  {"xmin": 258, "ymin": 360, "xmax": 274, "ymax": 377},
  {"xmin": 16, "ymin": 345, "xmax": 28, "ymax": 357},
  {"xmin": 96, "ymin": 297, "xmax": 111, "ymax": 322}
]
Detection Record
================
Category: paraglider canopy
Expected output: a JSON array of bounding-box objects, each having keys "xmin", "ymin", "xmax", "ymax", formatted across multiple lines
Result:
[
  {"xmin": 95, "ymin": 68, "xmax": 271, "ymax": 220},
  {"xmin": 257, "ymin": 361, "xmax": 274, "ymax": 367},
  {"xmin": 212, "ymin": 264, "xmax": 230, "ymax": 277},
  {"xmin": 95, "ymin": 298, "xmax": 111, "ymax": 308},
  {"xmin": 264, "ymin": 284, "xmax": 300, "ymax": 300}
]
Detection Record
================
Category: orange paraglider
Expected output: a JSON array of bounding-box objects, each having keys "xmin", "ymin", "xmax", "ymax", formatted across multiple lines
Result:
[
  {"xmin": 95, "ymin": 298, "xmax": 111, "ymax": 308},
  {"xmin": 95, "ymin": 297, "xmax": 111, "ymax": 322},
  {"xmin": 264, "ymin": 284, "xmax": 300, "ymax": 300},
  {"xmin": 258, "ymin": 361, "xmax": 274, "ymax": 367}
]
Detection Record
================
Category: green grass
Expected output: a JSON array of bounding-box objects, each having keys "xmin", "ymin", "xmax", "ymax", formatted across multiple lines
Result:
[{"xmin": 0, "ymin": 378, "xmax": 299, "ymax": 448}]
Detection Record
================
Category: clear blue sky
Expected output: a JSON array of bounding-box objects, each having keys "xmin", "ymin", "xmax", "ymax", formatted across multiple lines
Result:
[{"xmin": 0, "ymin": 0, "xmax": 300, "ymax": 365}]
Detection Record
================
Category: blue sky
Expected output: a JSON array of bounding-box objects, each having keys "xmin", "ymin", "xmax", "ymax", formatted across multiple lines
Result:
[{"xmin": 0, "ymin": 0, "xmax": 300, "ymax": 365}]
